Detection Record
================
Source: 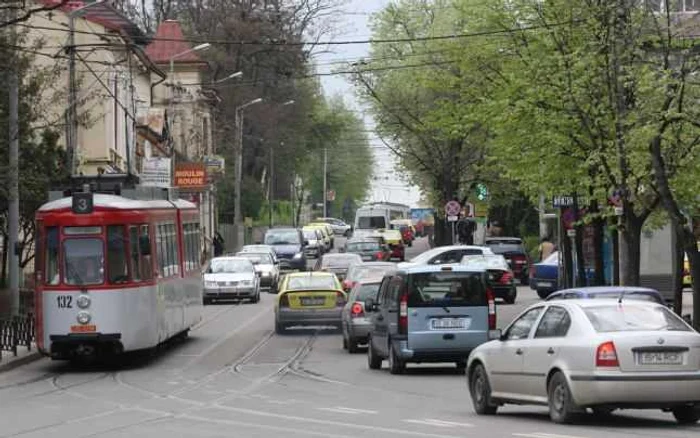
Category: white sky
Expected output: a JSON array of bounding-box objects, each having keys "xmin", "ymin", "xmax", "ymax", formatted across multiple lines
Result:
[{"xmin": 312, "ymin": 0, "xmax": 422, "ymax": 207}]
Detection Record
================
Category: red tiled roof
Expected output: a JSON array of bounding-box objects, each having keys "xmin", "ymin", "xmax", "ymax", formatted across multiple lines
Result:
[{"xmin": 145, "ymin": 20, "xmax": 207, "ymax": 65}]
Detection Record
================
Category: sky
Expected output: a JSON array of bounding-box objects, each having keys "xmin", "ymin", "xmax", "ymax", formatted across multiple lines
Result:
[{"xmin": 312, "ymin": 0, "xmax": 423, "ymax": 208}]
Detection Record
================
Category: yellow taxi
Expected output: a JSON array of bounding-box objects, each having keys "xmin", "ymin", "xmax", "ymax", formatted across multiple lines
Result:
[
  {"xmin": 308, "ymin": 222, "xmax": 335, "ymax": 249},
  {"xmin": 274, "ymin": 272, "xmax": 346, "ymax": 333},
  {"xmin": 376, "ymin": 229, "xmax": 406, "ymax": 261}
]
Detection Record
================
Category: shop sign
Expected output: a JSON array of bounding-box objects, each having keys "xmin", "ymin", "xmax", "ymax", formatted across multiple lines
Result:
[{"xmin": 175, "ymin": 163, "xmax": 207, "ymax": 189}]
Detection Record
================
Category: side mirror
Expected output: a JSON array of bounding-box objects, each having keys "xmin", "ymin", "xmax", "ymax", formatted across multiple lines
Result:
[
  {"xmin": 304, "ymin": 240, "xmax": 309, "ymax": 246},
  {"xmin": 139, "ymin": 235, "xmax": 151, "ymax": 255},
  {"xmin": 365, "ymin": 297, "xmax": 376, "ymax": 312},
  {"xmin": 488, "ymin": 329, "xmax": 503, "ymax": 341}
]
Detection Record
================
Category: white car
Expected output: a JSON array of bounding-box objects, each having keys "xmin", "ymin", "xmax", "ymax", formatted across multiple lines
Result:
[
  {"xmin": 239, "ymin": 244, "xmax": 279, "ymax": 265},
  {"xmin": 316, "ymin": 217, "xmax": 352, "ymax": 236},
  {"xmin": 236, "ymin": 252, "xmax": 279, "ymax": 293},
  {"xmin": 397, "ymin": 245, "xmax": 494, "ymax": 269},
  {"xmin": 467, "ymin": 299, "xmax": 700, "ymax": 424},
  {"xmin": 202, "ymin": 257, "xmax": 261, "ymax": 304}
]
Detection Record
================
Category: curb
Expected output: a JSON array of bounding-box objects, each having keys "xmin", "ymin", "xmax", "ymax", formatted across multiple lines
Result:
[{"xmin": 0, "ymin": 351, "xmax": 43, "ymax": 373}]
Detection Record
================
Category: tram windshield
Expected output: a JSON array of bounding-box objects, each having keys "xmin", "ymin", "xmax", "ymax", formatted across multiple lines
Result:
[{"xmin": 63, "ymin": 239, "xmax": 104, "ymax": 285}]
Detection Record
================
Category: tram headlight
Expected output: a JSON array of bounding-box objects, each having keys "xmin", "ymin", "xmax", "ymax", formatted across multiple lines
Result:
[
  {"xmin": 76, "ymin": 311, "xmax": 91, "ymax": 325},
  {"xmin": 76, "ymin": 295, "xmax": 91, "ymax": 309}
]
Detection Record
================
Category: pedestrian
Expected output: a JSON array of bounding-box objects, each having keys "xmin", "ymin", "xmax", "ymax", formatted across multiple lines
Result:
[
  {"xmin": 213, "ymin": 232, "xmax": 224, "ymax": 257},
  {"xmin": 201, "ymin": 227, "xmax": 212, "ymax": 266},
  {"xmin": 539, "ymin": 236, "xmax": 555, "ymax": 261}
]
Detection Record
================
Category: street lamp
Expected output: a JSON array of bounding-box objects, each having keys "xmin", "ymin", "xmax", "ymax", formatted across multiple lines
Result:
[
  {"xmin": 234, "ymin": 98, "xmax": 264, "ymax": 225},
  {"xmin": 169, "ymin": 43, "xmax": 211, "ymax": 84},
  {"xmin": 214, "ymin": 71, "xmax": 242, "ymax": 84}
]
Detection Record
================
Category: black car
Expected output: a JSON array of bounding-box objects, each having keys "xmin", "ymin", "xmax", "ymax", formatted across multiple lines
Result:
[{"xmin": 263, "ymin": 228, "xmax": 307, "ymax": 271}]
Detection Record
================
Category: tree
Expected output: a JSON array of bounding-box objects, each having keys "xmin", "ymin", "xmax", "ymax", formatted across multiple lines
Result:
[{"xmin": 0, "ymin": 28, "xmax": 70, "ymax": 284}]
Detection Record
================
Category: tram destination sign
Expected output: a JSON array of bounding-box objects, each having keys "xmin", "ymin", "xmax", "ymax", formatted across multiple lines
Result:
[{"xmin": 72, "ymin": 192, "xmax": 94, "ymax": 214}]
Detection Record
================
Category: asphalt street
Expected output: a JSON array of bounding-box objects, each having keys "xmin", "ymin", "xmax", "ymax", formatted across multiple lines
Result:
[{"xmin": 0, "ymin": 237, "xmax": 697, "ymax": 438}]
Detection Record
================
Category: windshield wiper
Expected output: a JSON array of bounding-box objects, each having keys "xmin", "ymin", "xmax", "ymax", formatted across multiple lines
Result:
[{"xmin": 65, "ymin": 260, "xmax": 83, "ymax": 286}]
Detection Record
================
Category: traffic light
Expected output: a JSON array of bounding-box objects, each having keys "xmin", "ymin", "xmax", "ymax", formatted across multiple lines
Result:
[{"xmin": 476, "ymin": 183, "xmax": 488, "ymax": 201}]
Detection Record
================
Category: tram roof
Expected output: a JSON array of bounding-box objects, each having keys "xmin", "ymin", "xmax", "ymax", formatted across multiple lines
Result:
[{"xmin": 38, "ymin": 193, "xmax": 197, "ymax": 212}]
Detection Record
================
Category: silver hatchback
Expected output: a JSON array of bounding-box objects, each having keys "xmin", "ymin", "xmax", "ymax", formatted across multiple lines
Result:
[{"xmin": 341, "ymin": 280, "xmax": 382, "ymax": 353}]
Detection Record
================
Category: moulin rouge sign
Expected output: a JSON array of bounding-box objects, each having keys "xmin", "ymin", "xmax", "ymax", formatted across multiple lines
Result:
[{"xmin": 174, "ymin": 163, "xmax": 207, "ymax": 189}]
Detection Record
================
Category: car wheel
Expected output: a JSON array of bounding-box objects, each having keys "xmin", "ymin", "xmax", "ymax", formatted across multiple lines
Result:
[
  {"xmin": 388, "ymin": 343, "xmax": 405, "ymax": 375},
  {"xmin": 671, "ymin": 405, "xmax": 700, "ymax": 424},
  {"xmin": 504, "ymin": 290, "xmax": 516, "ymax": 305},
  {"xmin": 275, "ymin": 320, "xmax": 285, "ymax": 334},
  {"xmin": 367, "ymin": 337, "xmax": 382, "ymax": 370},
  {"xmin": 469, "ymin": 364, "xmax": 498, "ymax": 415},
  {"xmin": 342, "ymin": 333, "xmax": 348, "ymax": 350},
  {"xmin": 548, "ymin": 372, "xmax": 580, "ymax": 424},
  {"xmin": 537, "ymin": 290, "xmax": 551, "ymax": 299},
  {"xmin": 408, "ymin": 240, "xmax": 412, "ymax": 247},
  {"xmin": 203, "ymin": 297, "xmax": 210, "ymax": 305},
  {"xmin": 400, "ymin": 254, "xmax": 405, "ymax": 262},
  {"xmin": 520, "ymin": 275, "xmax": 529, "ymax": 286},
  {"xmin": 347, "ymin": 337, "xmax": 359, "ymax": 354}
]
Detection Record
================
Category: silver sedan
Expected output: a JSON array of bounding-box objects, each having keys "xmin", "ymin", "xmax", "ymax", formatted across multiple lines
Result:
[{"xmin": 467, "ymin": 299, "xmax": 700, "ymax": 424}]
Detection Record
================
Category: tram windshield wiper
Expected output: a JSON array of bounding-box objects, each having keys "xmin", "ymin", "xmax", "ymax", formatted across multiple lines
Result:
[{"xmin": 65, "ymin": 260, "xmax": 84, "ymax": 286}]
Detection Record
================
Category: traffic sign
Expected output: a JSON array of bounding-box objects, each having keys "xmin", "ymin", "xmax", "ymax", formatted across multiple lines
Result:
[
  {"xmin": 445, "ymin": 200, "xmax": 461, "ymax": 216},
  {"xmin": 552, "ymin": 195, "xmax": 587, "ymax": 208}
]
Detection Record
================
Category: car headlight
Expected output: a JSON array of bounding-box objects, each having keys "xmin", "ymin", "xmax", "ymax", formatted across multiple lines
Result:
[
  {"xmin": 293, "ymin": 253, "xmax": 303, "ymax": 259},
  {"xmin": 76, "ymin": 295, "xmax": 91, "ymax": 309},
  {"xmin": 204, "ymin": 281, "xmax": 218, "ymax": 288},
  {"xmin": 76, "ymin": 311, "xmax": 91, "ymax": 325},
  {"xmin": 241, "ymin": 280, "xmax": 253, "ymax": 286}
]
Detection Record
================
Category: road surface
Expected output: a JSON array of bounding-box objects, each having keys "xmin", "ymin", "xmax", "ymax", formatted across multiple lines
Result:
[{"xmin": 0, "ymin": 237, "xmax": 696, "ymax": 438}]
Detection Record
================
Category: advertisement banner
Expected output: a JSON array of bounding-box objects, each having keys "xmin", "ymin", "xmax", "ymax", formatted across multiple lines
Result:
[{"xmin": 141, "ymin": 157, "xmax": 171, "ymax": 188}]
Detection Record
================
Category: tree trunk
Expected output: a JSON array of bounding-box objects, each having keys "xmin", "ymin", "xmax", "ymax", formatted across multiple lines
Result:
[
  {"xmin": 562, "ymin": 225, "xmax": 573, "ymax": 289},
  {"xmin": 1, "ymin": 232, "xmax": 7, "ymax": 289},
  {"xmin": 619, "ymin": 212, "xmax": 643, "ymax": 286},
  {"xmin": 672, "ymin": 220, "xmax": 684, "ymax": 316},
  {"xmin": 591, "ymin": 200, "xmax": 606, "ymax": 286},
  {"xmin": 611, "ymin": 221, "xmax": 620, "ymax": 286},
  {"xmin": 572, "ymin": 197, "xmax": 587, "ymax": 286}
]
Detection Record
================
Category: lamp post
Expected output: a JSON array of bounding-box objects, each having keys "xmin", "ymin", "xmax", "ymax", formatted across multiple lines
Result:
[
  {"xmin": 268, "ymin": 100, "xmax": 295, "ymax": 228},
  {"xmin": 234, "ymin": 98, "xmax": 263, "ymax": 225}
]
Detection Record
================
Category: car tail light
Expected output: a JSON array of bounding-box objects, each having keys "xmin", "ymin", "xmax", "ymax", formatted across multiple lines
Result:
[
  {"xmin": 487, "ymin": 288, "xmax": 496, "ymax": 329},
  {"xmin": 376, "ymin": 252, "xmax": 384, "ymax": 260},
  {"xmin": 499, "ymin": 271, "xmax": 513, "ymax": 285},
  {"xmin": 342, "ymin": 280, "xmax": 353, "ymax": 290},
  {"xmin": 351, "ymin": 302, "xmax": 364, "ymax": 317},
  {"xmin": 399, "ymin": 292, "xmax": 408, "ymax": 334},
  {"xmin": 279, "ymin": 294, "xmax": 289, "ymax": 308},
  {"xmin": 336, "ymin": 291, "xmax": 346, "ymax": 307},
  {"xmin": 596, "ymin": 341, "xmax": 619, "ymax": 367}
]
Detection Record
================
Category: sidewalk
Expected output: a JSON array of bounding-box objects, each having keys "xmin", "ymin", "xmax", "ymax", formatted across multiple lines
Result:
[{"xmin": 0, "ymin": 344, "xmax": 42, "ymax": 373}]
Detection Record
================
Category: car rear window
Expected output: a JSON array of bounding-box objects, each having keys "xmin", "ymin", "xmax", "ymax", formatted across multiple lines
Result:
[
  {"xmin": 287, "ymin": 276, "xmax": 336, "ymax": 290},
  {"xmin": 487, "ymin": 244, "xmax": 525, "ymax": 255},
  {"xmin": 583, "ymin": 305, "xmax": 691, "ymax": 332},
  {"xmin": 407, "ymin": 272, "xmax": 486, "ymax": 307},
  {"xmin": 355, "ymin": 283, "xmax": 381, "ymax": 301}
]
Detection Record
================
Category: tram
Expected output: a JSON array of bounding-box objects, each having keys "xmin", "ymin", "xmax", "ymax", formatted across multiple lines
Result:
[{"xmin": 34, "ymin": 179, "xmax": 203, "ymax": 360}]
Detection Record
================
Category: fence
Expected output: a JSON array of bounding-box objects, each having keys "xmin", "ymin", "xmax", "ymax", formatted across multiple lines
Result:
[
  {"xmin": 0, "ymin": 288, "xmax": 36, "ymax": 362},
  {"xmin": 0, "ymin": 313, "xmax": 35, "ymax": 361}
]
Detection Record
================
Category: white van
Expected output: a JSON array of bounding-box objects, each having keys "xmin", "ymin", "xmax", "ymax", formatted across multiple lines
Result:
[{"xmin": 354, "ymin": 206, "xmax": 391, "ymax": 230}]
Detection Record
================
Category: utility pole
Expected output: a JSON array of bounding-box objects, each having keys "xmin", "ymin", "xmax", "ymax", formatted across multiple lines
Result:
[
  {"xmin": 268, "ymin": 144, "xmax": 274, "ymax": 228},
  {"xmin": 323, "ymin": 147, "xmax": 328, "ymax": 218},
  {"xmin": 68, "ymin": 8, "xmax": 78, "ymax": 175},
  {"xmin": 8, "ymin": 6, "xmax": 20, "ymax": 316},
  {"xmin": 234, "ymin": 108, "xmax": 243, "ymax": 225}
]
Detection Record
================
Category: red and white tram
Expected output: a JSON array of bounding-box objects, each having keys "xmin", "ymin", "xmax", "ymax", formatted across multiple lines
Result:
[{"xmin": 34, "ymin": 189, "xmax": 203, "ymax": 360}]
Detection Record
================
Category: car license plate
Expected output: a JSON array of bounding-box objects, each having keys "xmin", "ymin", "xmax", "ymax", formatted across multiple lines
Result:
[
  {"xmin": 362, "ymin": 256, "xmax": 373, "ymax": 261},
  {"xmin": 638, "ymin": 351, "xmax": 683, "ymax": 365},
  {"xmin": 430, "ymin": 318, "xmax": 469, "ymax": 330},
  {"xmin": 70, "ymin": 325, "xmax": 97, "ymax": 333},
  {"xmin": 538, "ymin": 281, "xmax": 553, "ymax": 287},
  {"xmin": 300, "ymin": 297, "xmax": 325, "ymax": 306}
]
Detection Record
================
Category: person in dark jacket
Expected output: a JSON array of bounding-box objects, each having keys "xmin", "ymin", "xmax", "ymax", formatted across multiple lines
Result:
[{"xmin": 213, "ymin": 232, "xmax": 224, "ymax": 257}]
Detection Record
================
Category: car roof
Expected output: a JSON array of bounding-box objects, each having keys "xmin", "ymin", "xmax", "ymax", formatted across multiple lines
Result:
[
  {"xmin": 286, "ymin": 271, "xmax": 335, "ymax": 278},
  {"xmin": 542, "ymin": 298, "xmax": 665, "ymax": 309},
  {"xmin": 211, "ymin": 256, "xmax": 250, "ymax": 262},
  {"xmin": 324, "ymin": 253, "xmax": 361, "ymax": 259},
  {"xmin": 347, "ymin": 238, "xmax": 380, "ymax": 243},
  {"xmin": 358, "ymin": 261, "xmax": 396, "ymax": 266},
  {"xmin": 554, "ymin": 286, "xmax": 660, "ymax": 294},
  {"xmin": 485, "ymin": 237, "xmax": 523, "ymax": 242},
  {"xmin": 399, "ymin": 264, "xmax": 485, "ymax": 275},
  {"xmin": 267, "ymin": 227, "xmax": 298, "ymax": 232}
]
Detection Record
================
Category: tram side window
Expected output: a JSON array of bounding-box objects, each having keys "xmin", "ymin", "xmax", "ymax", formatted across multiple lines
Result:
[
  {"xmin": 45, "ymin": 226, "xmax": 60, "ymax": 285},
  {"xmin": 107, "ymin": 225, "xmax": 129, "ymax": 284},
  {"xmin": 168, "ymin": 223, "xmax": 179, "ymax": 276},
  {"xmin": 129, "ymin": 226, "xmax": 141, "ymax": 282},
  {"xmin": 183, "ymin": 223, "xmax": 194, "ymax": 271},
  {"xmin": 140, "ymin": 225, "xmax": 153, "ymax": 281},
  {"xmin": 194, "ymin": 223, "xmax": 202, "ymax": 266},
  {"xmin": 188, "ymin": 223, "xmax": 199, "ymax": 271},
  {"xmin": 157, "ymin": 224, "xmax": 168, "ymax": 277}
]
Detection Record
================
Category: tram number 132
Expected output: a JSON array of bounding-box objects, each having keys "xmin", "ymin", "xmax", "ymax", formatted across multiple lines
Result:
[{"xmin": 57, "ymin": 295, "xmax": 73, "ymax": 308}]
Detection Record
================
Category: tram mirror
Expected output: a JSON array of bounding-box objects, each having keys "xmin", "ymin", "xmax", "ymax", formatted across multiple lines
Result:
[{"xmin": 139, "ymin": 235, "xmax": 151, "ymax": 255}]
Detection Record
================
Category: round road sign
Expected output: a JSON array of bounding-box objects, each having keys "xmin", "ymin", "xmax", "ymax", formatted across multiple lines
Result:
[{"xmin": 445, "ymin": 200, "xmax": 461, "ymax": 216}]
